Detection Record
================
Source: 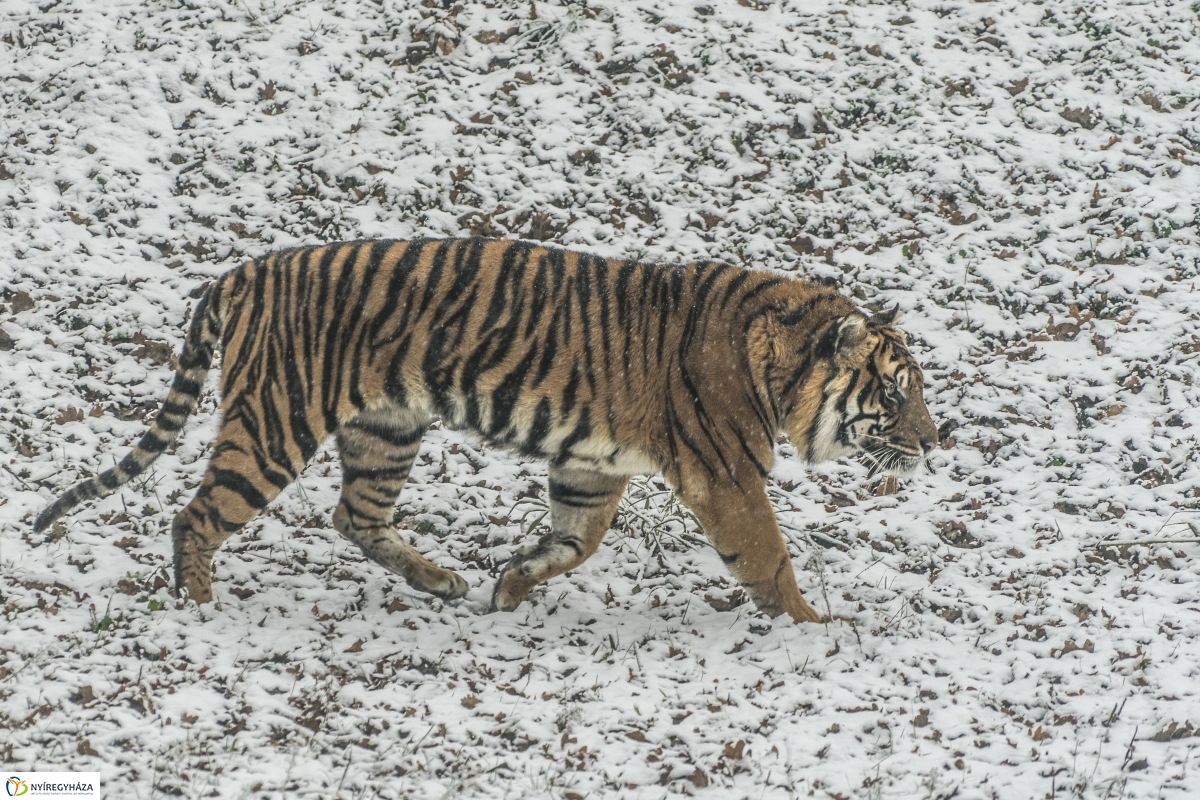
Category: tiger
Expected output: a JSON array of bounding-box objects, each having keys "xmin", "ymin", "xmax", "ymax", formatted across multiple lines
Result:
[{"xmin": 34, "ymin": 237, "xmax": 938, "ymax": 623}]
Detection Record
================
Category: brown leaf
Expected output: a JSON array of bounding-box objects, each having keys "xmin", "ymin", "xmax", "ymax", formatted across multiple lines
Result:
[
  {"xmin": 936, "ymin": 521, "xmax": 981, "ymax": 548},
  {"xmin": 1151, "ymin": 721, "xmax": 1194, "ymax": 742},
  {"xmin": 875, "ymin": 476, "xmax": 898, "ymax": 496},
  {"xmin": 722, "ymin": 740, "xmax": 745, "ymax": 760},
  {"xmin": 1138, "ymin": 92, "xmax": 1163, "ymax": 112},
  {"xmin": 344, "ymin": 638, "xmax": 365, "ymax": 653},
  {"xmin": 55, "ymin": 407, "xmax": 85, "ymax": 425},
  {"xmin": 130, "ymin": 332, "xmax": 174, "ymax": 365},
  {"xmin": 689, "ymin": 767, "xmax": 709, "ymax": 788},
  {"xmin": 1046, "ymin": 316, "xmax": 1080, "ymax": 341},
  {"xmin": 386, "ymin": 598, "xmax": 410, "ymax": 614},
  {"xmin": 1059, "ymin": 107, "xmax": 1099, "ymax": 129},
  {"xmin": 461, "ymin": 695, "xmax": 481, "ymax": 709},
  {"xmin": 10, "ymin": 291, "xmax": 34, "ymax": 313},
  {"xmin": 474, "ymin": 27, "xmax": 519, "ymax": 44},
  {"xmin": 1005, "ymin": 78, "xmax": 1029, "ymax": 96},
  {"xmin": 1055, "ymin": 639, "xmax": 1094, "ymax": 658}
]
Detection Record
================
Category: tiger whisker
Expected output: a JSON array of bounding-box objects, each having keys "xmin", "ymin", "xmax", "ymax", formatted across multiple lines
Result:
[{"xmin": 860, "ymin": 443, "xmax": 926, "ymax": 477}]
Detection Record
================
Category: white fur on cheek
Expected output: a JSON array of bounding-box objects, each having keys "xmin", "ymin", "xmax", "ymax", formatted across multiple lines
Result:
[{"xmin": 810, "ymin": 392, "xmax": 854, "ymax": 462}]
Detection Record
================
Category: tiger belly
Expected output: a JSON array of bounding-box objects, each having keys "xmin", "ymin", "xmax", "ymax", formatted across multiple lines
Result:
[
  {"xmin": 552, "ymin": 446, "xmax": 660, "ymax": 477},
  {"xmin": 408, "ymin": 380, "xmax": 658, "ymax": 477}
]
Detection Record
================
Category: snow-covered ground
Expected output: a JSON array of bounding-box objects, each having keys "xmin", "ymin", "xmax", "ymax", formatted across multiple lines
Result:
[{"xmin": 3, "ymin": 0, "xmax": 1200, "ymax": 797}]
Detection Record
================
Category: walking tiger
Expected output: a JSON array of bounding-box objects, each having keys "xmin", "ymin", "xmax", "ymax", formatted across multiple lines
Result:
[{"xmin": 35, "ymin": 238, "xmax": 938, "ymax": 623}]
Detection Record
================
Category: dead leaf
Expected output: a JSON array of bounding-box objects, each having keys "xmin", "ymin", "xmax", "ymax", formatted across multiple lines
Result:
[
  {"xmin": 55, "ymin": 407, "xmax": 85, "ymax": 425},
  {"xmin": 10, "ymin": 291, "xmax": 34, "ymax": 313}
]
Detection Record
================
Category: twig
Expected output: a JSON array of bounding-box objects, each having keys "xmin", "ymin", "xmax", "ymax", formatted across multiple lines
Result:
[
  {"xmin": 1094, "ymin": 538, "xmax": 1200, "ymax": 547},
  {"xmin": 17, "ymin": 61, "xmax": 85, "ymax": 109}
]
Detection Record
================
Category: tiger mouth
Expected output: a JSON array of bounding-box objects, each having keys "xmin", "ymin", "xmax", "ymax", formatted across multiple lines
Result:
[{"xmin": 860, "ymin": 445, "xmax": 928, "ymax": 477}]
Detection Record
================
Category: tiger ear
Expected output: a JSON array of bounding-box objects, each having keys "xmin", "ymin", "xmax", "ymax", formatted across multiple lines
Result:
[
  {"xmin": 872, "ymin": 304, "xmax": 901, "ymax": 326},
  {"xmin": 815, "ymin": 314, "xmax": 867, "ymax": 361}
]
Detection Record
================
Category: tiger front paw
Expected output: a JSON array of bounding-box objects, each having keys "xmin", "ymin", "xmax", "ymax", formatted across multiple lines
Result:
[
  {"xmin": 410, "ymin": 565, "xmax": 469, "ymax": 601},
  {"xmin": 490, "ymin": 559, "xmax": 537, "ymax": 612}
]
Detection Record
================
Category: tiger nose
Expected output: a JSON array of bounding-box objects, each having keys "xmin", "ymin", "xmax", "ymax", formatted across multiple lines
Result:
[{"xmin": 920, "ymin": 437, "xmax": 938, "ymax": 455}]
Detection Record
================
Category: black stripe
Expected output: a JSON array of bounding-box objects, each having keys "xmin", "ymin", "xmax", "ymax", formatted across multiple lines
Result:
[
  {"xmin": 556, "ymin": 536, "xmax": 584, "ymax": 557},
  {"xmin": 527, "ymin": 252, "xmax": 552, "ymax": 340},
  {"xmin": 322, "ymin": 243, "xmax": 366, "ymax": 432},
  {"xmin": 525, "ymin": 397, "xmax": 552, "ymax": 454},
  {"xmin": 533, "ymin": 324, "xmax": 558, "ymax": 386},
  {"xmin": 346, "ymin": 417, "xmax": 426, "ymax": 446},
  {"xmin": 161, "ymin": 399, "xmax": 192, "ymax": 418},
  {"xmin": 481, "ymin": 241, "xmax": 522, "ymax": 333},
  {"xmin": 561, "ymin": 363, "xmax": 581, "ymax": 418},
  {"xmin": 549, "ymin": 478, "xmax": 613, "ymax": 502},
  {"xmin": 592, "ymin": 255, "xmax": 615, "ymax": 387},
  {"xmin": 488, "ymin": 346, "xmax": 539, "ymax": 436},
  {"xmin": 343, "ymin": 464, "xmax": 413, "ymax": 483},
  {"xmin": 173, "ymin": 376, "xmax": 202, "ymax": 398},
  {"xmin": 139, "ymin": 431, "xmax": 171, "ymax": 455},
  {"xmin": 614, "ymin": 258, "xmax": 638, "ymax": 331},
  {"xmin": 418, "ymin": 239, "xmax": 453, "ymax": 317},
  {"xmin": 733, "ymin": 275, "xmax": 786, "ymax": 313},
  {"xmin": 664, "ymin": 391, "xmax": 717, "ymax": 479},
  {"xmin": 555, "ymin": 406, "xmax": 592, "ymax": 461},
  {"xmin": 720, "ymin": 268, "xmax": 752, "ymax": 307},
  {"xmin": 732, "ymin": 426, "xmax": 770, "ymax": 477},
  {"xmin": 210, "ymin": 467, "xmax": 269, "ymax": 510}
]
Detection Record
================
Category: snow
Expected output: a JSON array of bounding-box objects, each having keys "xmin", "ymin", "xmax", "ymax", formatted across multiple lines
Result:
[{"xmin": 2, "ymin": 0, "xmax": 1200, "ymax": 797}]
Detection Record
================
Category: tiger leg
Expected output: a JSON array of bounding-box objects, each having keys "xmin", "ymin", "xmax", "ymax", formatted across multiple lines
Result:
[
  {"xmin": 492, "ymin": 467, "xmax": 629, "ymax": 612},
  {"xmin": 332, "ymin": 409, "xmax": 468, "ymax": 600},
  {"xmin": 172, "ymin": 416, "xmax": 302, "ymax": 604},
  {"xmin": 676, "ymin": 479, "xmax": 821, "ymax": 623}
]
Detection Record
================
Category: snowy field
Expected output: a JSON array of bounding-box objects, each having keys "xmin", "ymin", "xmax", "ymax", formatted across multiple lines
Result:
[{"xmin": 3, "ymin": 0, "xmax": 1200, "ymax": 797}]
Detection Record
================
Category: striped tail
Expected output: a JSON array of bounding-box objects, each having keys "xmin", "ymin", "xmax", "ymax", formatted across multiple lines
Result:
[{"xmin": 33, "ymin": 284, "xmax": 224, "ymax": 533}]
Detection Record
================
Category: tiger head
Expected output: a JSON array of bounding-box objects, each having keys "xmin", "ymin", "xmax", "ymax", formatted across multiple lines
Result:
[{"xmin": 787, "ymin": 307, "xmax": 938, "ymax": 474}]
